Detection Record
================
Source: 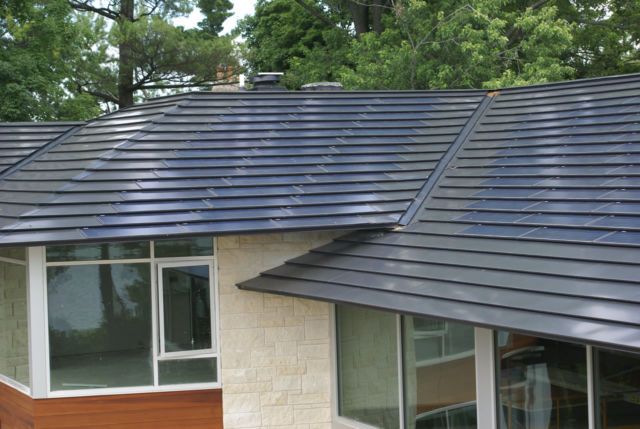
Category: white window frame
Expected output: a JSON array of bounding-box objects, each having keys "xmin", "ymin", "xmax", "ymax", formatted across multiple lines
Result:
[
  {"xmin": 24, "ymin": 238, "xmax": 221, "ymax": 399},
  {"xmin": 156, "ymin": 260, "xmax": 217, "ymax": 360}
]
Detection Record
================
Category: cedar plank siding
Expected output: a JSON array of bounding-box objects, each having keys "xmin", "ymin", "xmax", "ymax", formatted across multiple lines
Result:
[
  {"xmin": 0, "ymin": 383, "xmax": 34, "ymax": 429},
  {"xmin": 0, "ymin": 386, "xmax": 222, "ymax": 429}
]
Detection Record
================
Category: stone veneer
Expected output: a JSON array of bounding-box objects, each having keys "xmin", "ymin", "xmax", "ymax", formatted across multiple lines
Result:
[
  {"xmin": 217, "ymin": 231, "xmax": 344, "ymax": 429},
  {"xmin": 0, "ymin": 258, "xmax": 29, "ymax": 387}
]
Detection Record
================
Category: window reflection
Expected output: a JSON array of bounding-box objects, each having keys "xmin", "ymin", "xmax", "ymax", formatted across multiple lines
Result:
[
  {"xmin": 336, "ymin": 305, "xmax": 400, "ymax": 429},
  {"xmin": 48, "ymin": 264, "xmax": 153, "ymax": 390},
  {"xmin": 497, "ymin": 333, "xmax": 588, "ymax": 429},
  {"xmin": 596, "ymin": 349, "xmax": 640, "ymax": 429},
  {"xmin": 161, "ymin": 265, "xmax": 212, "ymax": 353},
  {"xmin": 404, "ymin": 317, "xmax": 477, "ymax": 429}
]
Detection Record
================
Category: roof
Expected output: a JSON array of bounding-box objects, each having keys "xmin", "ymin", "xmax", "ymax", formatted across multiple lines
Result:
[
  {"xmin": 239, "ymin": 73, "xmax": 640, "ymax": 352},
  {"xmin": 0, "ymin": 122, "xmax": 84, "ymax": 175},
  {"xmin": 0, "ymin": 90, "xmax": 484, "ymax": 246}
]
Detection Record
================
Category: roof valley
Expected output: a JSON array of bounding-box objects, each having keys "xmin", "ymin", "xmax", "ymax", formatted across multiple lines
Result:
[{"xmin": 398, "ymin": 92, "xmax": 497, "ymax": 226}]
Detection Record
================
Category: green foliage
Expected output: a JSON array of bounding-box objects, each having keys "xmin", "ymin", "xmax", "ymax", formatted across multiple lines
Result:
[
  {"xmin": 240, "ymin": 0, "xmax": 639, "ymax": 90},
  {"xmin": 0, "ymin": 0, "xmax": 101, "ymax": 121},
  {"xmin": 198, "ymin": 0, "xmax": 233, "ymax": 35},
  {"xmin": 239, "ymin": 0, "xmax": 335, "ymax": 73},
  {"xmin": 69, "ymin": 0, "xmax": 238, "ymax": 108},
  {"xmin": 559, "ymin": 0, "xmax": 640, "ymax": 78}
]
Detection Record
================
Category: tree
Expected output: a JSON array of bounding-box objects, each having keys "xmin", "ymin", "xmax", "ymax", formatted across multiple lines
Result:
[
  {"xmin": 68, "ymin": 0, "xmax": 237, "ymax": 108},
  {"xmin": 239, "ymin": 0, "xmax": 345, "ymax": 74},
  {"xmin": 241, "ymin": 0, "xmax": 640, "ymax": 90},
  {"xmin": 241, "ymin": 0, "xmax": 575, "ymax": 89},
  {"xmin": 0, "ymin": 0, "xmax": 102, "ymax": 121},
  {"xmin": 290, "ymin": 0, "xmax": 392, "ymax": 35},
  {"xmin": 198, "ymin": 0, "xmax": 233, "ymax": 35},
  {"xmin": 557, "ymin": 0, "xmax": 640, "ymax": 78}
]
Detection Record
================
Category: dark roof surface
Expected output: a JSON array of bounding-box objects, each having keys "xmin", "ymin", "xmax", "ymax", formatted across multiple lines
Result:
[
  {"xmin": 0, "ymin": 91, "xmax": 484, "ymax": 245},
  {"xmin": 240, "ymin": 73, "xmax": 640, "ymax": 351},
  {"xmin": 0, "ymin": 122, "xmax": 83, "ymax": 175}
]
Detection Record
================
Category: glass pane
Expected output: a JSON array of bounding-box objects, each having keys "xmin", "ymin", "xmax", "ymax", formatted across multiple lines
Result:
[
  {"xmin": 0, "ymin": 247, "xmax": 25, "ymax": 261},
  {"xmin": 162, "ymin": 265, "xmax": 212, "ymax": 353},
  {"xmin": 47, "ymin": 263, "xmax": 153, "ymax": 390},
  {"xmin": 46, "ymin": 242, "xmax": 149, "ymax": 262},
  {"xmin": 154, "ymin": 237, "xmax": 213, "ymax": 258},
  {"xmin": 0, "ymin": 261, "xmax": 29, "ymax": 387},
  {"xmin": 404, "ymin": 317, "xmax": 476, "ymax": 429},
  {"xmin": 596, "ymin": 348, "xmax": 640, "ymax": 429},
  {"xmin": 497, "ymin": 332, "xmax": 588, "ymax": 429},
  {"xmin": 336, "ymin": 304, "xmax": 400, "ymax": 429},
  {"xmin": 158, "ymin": 357, "xmax": 217, "ymax": 385}
]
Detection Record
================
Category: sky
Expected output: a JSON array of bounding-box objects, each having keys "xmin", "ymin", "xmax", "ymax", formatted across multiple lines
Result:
[{"xmin": 174, "ymin": 0, "xmax": 257, "ymax": 34}]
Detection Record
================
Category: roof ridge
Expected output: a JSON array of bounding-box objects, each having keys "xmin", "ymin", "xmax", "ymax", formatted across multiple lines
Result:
[
  {"xmin": 56, "ymin": 99, "xmax": 192, "ymax": 186},
  {"xmin": 398, "ymin": 92, "xmax": 497, "ymax": 225}
]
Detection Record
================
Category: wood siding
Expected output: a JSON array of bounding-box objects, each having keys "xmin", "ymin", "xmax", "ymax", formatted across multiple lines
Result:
[
  {"xmin": 0, "ymin": 383, "xmax": 34, "ymax": 429},
  {"xmin": 0, "ymin": 385, "xmax": 222, "ymax": 429}
]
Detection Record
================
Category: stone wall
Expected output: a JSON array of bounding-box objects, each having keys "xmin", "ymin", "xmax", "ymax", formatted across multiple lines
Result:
[
  {"xmin": 217, "ymin": 231, "xmax": 344, "ymax": 429},
  {"xmin": 0, "ymin": 259, "xmax": 29, "ymax": 387}
]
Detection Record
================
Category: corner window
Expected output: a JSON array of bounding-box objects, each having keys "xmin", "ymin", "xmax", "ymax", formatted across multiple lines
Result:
[{"xmin": 45, "ymin": 238, "xmax": 218, "ymax": 394}]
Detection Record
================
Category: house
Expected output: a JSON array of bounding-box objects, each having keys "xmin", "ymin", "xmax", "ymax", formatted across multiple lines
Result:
[{"xmin": 0, "ymin": 73, "xmax": 638, "ymax": 429}]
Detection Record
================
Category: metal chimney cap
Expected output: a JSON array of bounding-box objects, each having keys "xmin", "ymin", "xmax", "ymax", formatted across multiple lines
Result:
[
  {"xmin": 301, "ymin": 82, "xmax": 344, "ymax": 91},
  {"xmin": 250, "ymin": 72, "xmax": 287, "ymax": 91}
]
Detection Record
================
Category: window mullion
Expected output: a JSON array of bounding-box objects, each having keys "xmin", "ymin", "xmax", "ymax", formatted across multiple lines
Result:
[
  {"xmin": 27, "ymin": 246, "xmax": 48, "ymax": 398},
  {"xmin": 151, "ymin": 254, "xmax": 159, "ymax": 387},
  {"xmin": 587, "ymin": 345, "xmax": 596, "ymax": 429},
  {"xmin": 397, "ymin": 314, "xmax": 405, "ymax": 429},
  {"xmin": 474, "ymin": 328, "xmax": 497, "ymax": 429}
]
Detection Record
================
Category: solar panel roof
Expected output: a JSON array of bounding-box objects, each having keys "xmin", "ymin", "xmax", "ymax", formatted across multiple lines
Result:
[
  {"xmin": 240, "ymin": 73, "xmax": 640, "ymax": 351},
  {"xmin": 0, "ymin": 90, "xmax": 484, "ymax": 245}
]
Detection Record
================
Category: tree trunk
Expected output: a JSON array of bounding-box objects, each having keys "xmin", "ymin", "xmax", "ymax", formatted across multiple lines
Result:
[
  {"xmin": 118, "ymin": 0, "xmax": 135, "ymax": 108},
  {"xmin": 347, "ymin": 1, "xmax": 369, "ymax": 36},
  {"xmin": 370, "ymin": 0, "xmax": 387, "ymax": 34}
]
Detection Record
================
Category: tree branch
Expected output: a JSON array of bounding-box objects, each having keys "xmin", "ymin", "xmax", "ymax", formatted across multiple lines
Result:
[
  {"xmin": 292, "ymin": 0, "xmax": 339, "ymax": 29},
  {"xmin": 77, "ymin": 84, "xmax": 120, "ymax": 104},
  {"xmin": 140, "ymin": 81, "xmax": 236, "ymax": 90},
  {"xmin": 67, "ymin": 1, "xmax": 119, "ymax": 20}
]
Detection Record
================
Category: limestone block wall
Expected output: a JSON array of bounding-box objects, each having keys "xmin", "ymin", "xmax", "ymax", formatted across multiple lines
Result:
[
  {"xmin": 217, "ymin": 231, "xmax": 344, "ymax": 429},
  {"xmin": 0, "ymin": 259, "xmax": 29, "ymax": 387}
]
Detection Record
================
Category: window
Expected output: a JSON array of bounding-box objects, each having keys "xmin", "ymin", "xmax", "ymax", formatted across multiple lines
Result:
[
  {"xmin": 335, "ymin": 305, "xmax": 476, "ymax": 429},
  {"xmin": 45, "ymin": 238, "xmax": 218, "ymax": 394},
  {"xmin": 0, "ymin": 249, "xmax": 29, "ymax": 391},
  {"xmin": 336, "ymin": 304, "xmax": 400, "ymax": 429},
  {"xmin": 335, "ymin": 306, "xmax": 640, "ymax": 429},
  {"xmin": 595, "ymin": 348, "xmax": 640, "ymax": 429},
  {"xmin": 496, "ymin": 332, "xmax": 588, "ymax": 429},
  {"xmin": 47, "ymin": 263, "xmax": 153, "ymax": 390},
  {"xmin": 404, "ymin": 317, "xmax": 476, "ymax": 429}
]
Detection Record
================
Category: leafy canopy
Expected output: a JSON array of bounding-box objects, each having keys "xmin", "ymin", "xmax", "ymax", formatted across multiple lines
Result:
[
  {"xmin": 241, "ymin": 0, "xmax": 639, "ymax": 90},
  {"xmin": 0, "ymin": 0, "xmax": 102, "ymax": 121}
]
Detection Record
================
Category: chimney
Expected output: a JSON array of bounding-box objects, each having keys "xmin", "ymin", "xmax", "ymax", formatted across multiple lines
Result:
[
  {"xmin": 301, "ymin": 82, "xmax": 343, "ymax": 91},
  {"xmin": 250, "ymin": 72, "xmax": 286, "ymax": 91}
]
